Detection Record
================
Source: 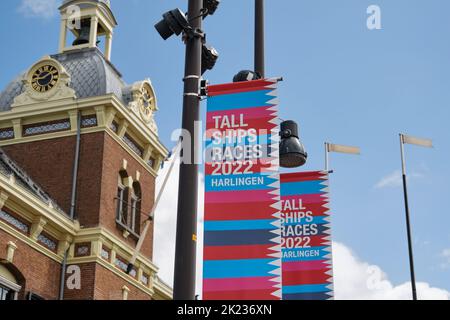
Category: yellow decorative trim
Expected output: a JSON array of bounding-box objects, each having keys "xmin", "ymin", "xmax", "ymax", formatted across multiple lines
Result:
[
  {"xmin": 0, "ymin": 94, "xmax": 168, "ymax": 158},
  {"xmin": 95, "ymin": 106, "xmax": 106, "ymax": 127},
  {"xmin": 6, "ymin": 241, "xmax": 17, "ymax": 263},
  {"xmin": 74, "ymin": 227, "xmax": 159, "ymax": 274},
  {"xmin": 57, "ymin": 234, "xmax": 72, "ymax": 256},
  {"xmin": 153, "ymin": 277, "xmax": 173, "ymax": 300},
  {"xmin": 68, "ymin": 110, "xmax": 78, "ymax": 132},
  {"xmin": 105, "ymin": 108, "xmax": 117, "ymax": 127},
  {"xmin": 69, "ymin": 255, "xmax": 155, "ymax": 297},
  {"xmin": 0, "ymin": 126, "xmax": 100, "ymax": 147},
  {"xmin": 30, "ymin": 216, "xmax": 47, "ymax": 241},
  {"xmin": 117, "ymin": 120, "xmax": 128, "ymax": 138},
  {"xmin": 123, "ymin": 177, "xmax": 133, "ymax": 188},
  {"xmin": 12, "ymin": 119, "xmax": 22, "ymax": 139},
  {"xmin": 135, "ymin": 171, "xmax": 141, "ymax": 182},
  {"xmin": 143, "ymin": 144, "xmax": 154, "ymax": 163},
  {"xmin": 122, "ymin": 285, "xmax": 130, "ymax": 300},
  {"xmin": 0, "ymin": 174, "xmax": 79, "ymax": 236},
  {"xmin": 0, "ymin": 128, "xmax": 159, "ymax": 179},
  {"xmin": 121, "ymin": 159, "xmax": 128, "ymax": 171},
  {"xmin": 0, "ymin": 191, "xmax": 8, "ymax": 209},
  {"xmin": 0, "ymin": 220, "xmax": 64, "ymax": 263}
]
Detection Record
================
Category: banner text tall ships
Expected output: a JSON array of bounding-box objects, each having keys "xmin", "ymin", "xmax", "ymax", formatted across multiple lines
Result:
[
  {"xmin": 280, "ymin": 171, "xmax": 334, "ymax": 300},
  {"xmin": 203, "ymin": 79, "xmax": 282, "ymax": 300}
]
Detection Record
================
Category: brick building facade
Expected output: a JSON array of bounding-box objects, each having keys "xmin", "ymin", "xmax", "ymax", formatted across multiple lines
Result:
[{"xmin": 0, "ymin": 0, "xmax": 171, "ymax": 300}]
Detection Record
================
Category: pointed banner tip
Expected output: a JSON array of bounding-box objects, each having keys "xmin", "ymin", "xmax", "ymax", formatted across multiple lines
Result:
[
  {"xmin": 271, "ymin": 289, "xmax": 282, "ymax": 298},
  {"xmin": 268, "ymin": 259, "xmax": 282, "ymax": 267},
  {"xmin": 269, "ymin": 268, "xmax": 281, "ymax": 276},
  {"xmin": 269, "ymin": 244, "xmax": 282, "ymax": 251},
  {"xmin": 269, "ymin": 276, "xmax": 282, "ymax": 283}
]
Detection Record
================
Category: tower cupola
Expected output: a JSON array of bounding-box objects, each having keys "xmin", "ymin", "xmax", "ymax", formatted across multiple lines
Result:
[{"xmin": 58, "ymin": 0, "xmax": 117, "ymax": 61}]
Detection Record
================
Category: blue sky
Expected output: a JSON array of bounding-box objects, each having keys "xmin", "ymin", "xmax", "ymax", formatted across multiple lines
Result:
[{"xmin": 1, "ymin": 0, "xmax": 449, "ymax": 297}]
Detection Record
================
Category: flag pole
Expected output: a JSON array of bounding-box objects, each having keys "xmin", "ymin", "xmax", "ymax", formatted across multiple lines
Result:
[
  {"xmin": 325, "ymin": 142, "xmax": 330, "ymax": 172},
  {"xmin": 126, "ymin": 140, "xmax": 181, "ymax": 274},
  {"xmin": 399, "ymin": 134, "xmax": 418, "ymax": 300}
]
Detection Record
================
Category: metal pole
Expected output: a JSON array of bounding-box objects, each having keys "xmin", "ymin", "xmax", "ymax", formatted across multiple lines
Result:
[
  {"xmin": 70, "ymin": 111, "xmax": 82, "ymax": 220},
  {"xmin": 59, "ymin": 110, "xmax": 81, "ymax": 300},
  {"xmin": 255, "ymin": 0, "xmax": 265, "ymax": 77},
  {"xmin": 325, "ymin": 142, "xmax": 329, "ymax": 172},
  {"xmin": 173, "ymin": 0, "xmax": 203, "ymax": 300},
  {"xmin": 400, "ymin": 134, "xmax": 418, "ymax": 300}
]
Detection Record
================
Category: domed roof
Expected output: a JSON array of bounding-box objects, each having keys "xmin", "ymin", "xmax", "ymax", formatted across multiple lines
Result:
[
  {"xmin": 62, "ymin": 0, "xmax": 110, "ymax": 7},
  {"xmin": 0, "ymin": 47, "xmax": 127, "ymax": 111},
  {"xmin": 0, "ymin": 73, "xmax": 26, "ymax": 112}
]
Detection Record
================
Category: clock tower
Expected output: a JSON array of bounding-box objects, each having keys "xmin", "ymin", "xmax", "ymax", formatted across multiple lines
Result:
[{"xmin": 0, "ymin": 0, "xmax": 171, "ymax": 300}]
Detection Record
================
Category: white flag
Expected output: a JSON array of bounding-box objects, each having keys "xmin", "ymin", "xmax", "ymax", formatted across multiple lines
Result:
[
  {"xmin": 401, "ymin": 135, "xmax": 433, "ymax": 148},
  {"xmin": 327, "ymin": 143, "xmax": 360, "ymax": 155}
]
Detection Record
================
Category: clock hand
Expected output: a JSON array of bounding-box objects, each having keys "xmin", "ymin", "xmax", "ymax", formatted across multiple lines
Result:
[{"xmin": 34, "ymin": 73, "xmax": 53, "ymax": 81}]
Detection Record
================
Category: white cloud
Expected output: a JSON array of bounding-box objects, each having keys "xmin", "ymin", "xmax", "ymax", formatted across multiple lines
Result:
[
  {"xmin": 333, "ymin": 242, "xmax": 449, "ymax": 300},
  {"xmin": 18, "ymin": 0, "xmax": 59, "ymax": 19},
  {"xmin": 153, "ymin": 162, "xmax": 448, "ymax": 300},
  {"xmin": 152, "ymin": 157, "xmax": 205, "ymax": 296},
  {"xmin": 374, "ymin": 170, "xmax": 424, "ymax": 189},
  {"xmin": 440, "ymin": 249, "xmax": 450, "ymax": 270}
]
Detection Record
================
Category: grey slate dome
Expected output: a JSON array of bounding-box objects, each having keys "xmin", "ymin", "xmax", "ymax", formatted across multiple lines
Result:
[
  {"xmin": 62, "ymin": 0, "xmax": 110, "ymax": 7},
  {"xmin": 0, "ymin": 47, "xmax": 127, "ymax": 111},
  {"xmin": 0, "ymin": 73, "xmax": 26, "ymax": 112}
]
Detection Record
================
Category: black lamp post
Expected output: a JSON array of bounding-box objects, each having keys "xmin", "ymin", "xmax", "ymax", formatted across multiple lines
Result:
[
  {"xmin": 155, "ymin": 0, "xmax": 219, "ymax": 300},
  {"xmin": 255, "ymin": 0, "xmax": 265, "ymax": 78},
  {"xmin": 234, "ymin": 1, "xmax": 308, "ymax": 168}
]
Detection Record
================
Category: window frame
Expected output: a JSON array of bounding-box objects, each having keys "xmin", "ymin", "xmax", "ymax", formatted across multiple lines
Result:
[
  {"xmin": 131, "ymin": 182, "xmax": 142, "ymax": 235},
  {"xmin": 0, "ymin": 276, "xmax": 20, "ymax": 301},
  {"xmin": 116, "ymin": 179, "xmax": 129, "ymax": 226},
  {"xmin": 130, "ymin": 193, "xmax": 138, "ymax": 232},
  {"xmin": 115, "ymin": 173, "xmax": 141, "ymax": 239}
]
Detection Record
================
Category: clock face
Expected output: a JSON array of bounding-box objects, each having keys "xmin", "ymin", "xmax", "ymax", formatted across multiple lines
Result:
[
  {"xmin": 31, "ymin": 65, "xmax": 59, "ymax": 93},
  {"xmin": 139, "ymin": 85, "xmax": 155, "ymax": 122}
]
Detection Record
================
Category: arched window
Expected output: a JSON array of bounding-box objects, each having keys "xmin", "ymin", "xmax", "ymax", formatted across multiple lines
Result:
[
  {"xmin": 116, "ymin": 171, "xmax": 129, "ymax": 226},
  {"xmin": 131, "ymin": 182, "xmax": 142, "ymax": 235},
  {"xmin": 0, "ymin": 264, "xmax": 21, "ymax": 300}
]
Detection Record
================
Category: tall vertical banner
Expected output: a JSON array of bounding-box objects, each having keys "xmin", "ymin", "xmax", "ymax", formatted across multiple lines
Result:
[
  {"xmin": 203, "ymin": 79, "xmax": 282, "ymax": 300},
  {"xmin": 280, "ymin": 171, "xmax": 334, "ymax": 300}
]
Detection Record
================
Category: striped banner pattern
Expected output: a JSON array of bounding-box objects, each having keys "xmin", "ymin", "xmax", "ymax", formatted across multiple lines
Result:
[
  {"xmin": 280, "ymin": 171, "xmax": 334, "ymax": 300},
  {"xmin": 203, "ymin": 79, "xmax": 282, "ymax": 300}
]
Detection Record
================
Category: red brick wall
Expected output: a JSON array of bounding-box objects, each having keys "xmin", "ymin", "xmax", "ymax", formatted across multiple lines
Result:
[
  {"xmin": 2, "ymin": 136, "xmax": 77, "ymax": 215},
  {"xmin": 2, "ymin": 134, "xmax": 103, "ymax": 227},
  {"xmin": 1, "ymin": 131, "xmax": 158, "ymax": 300},
  {"xmin": 99, "ymin": 133, "xmax": 155, "ymax": 259},
  {"xmin": 93, "ymin": 263, "xmax": 152, "ymax": 300},
  {"xmin": 62, "ymin": 263, "xmax": 96, "ymax": 300},
  {"xmin": 0, "ymin": 228, "xmax": 61, "ymax": 300},
  {"xmin": 2, "ymin": 132, "xmax": 156, "ymax": 259}
]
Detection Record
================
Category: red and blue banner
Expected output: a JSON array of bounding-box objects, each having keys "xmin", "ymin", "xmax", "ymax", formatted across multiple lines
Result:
[
  {"xmin": 203, "ymin": 79, "xmax": 282, "ymax": 300},
  {"xmin": 280, "ymin": 171, "xmax": 333, "ymax": 300}
]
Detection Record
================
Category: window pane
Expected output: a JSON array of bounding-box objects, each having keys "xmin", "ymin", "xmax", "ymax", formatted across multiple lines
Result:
[
  {"xmin": 121, "ymin": 191, "xmax": 128, "ymax": 225},
  {"xmin": 0, "ymin": 285, "xmax": 14, "ymax": 301},
  {"xmin": 134, "ymin": 199, "xmax": 141, "ymax": 234},
  {"xmin": 131, "ymin": 197, "xmax": 137, "ymax": 230},
  {"xmin": 116, "ymin": 187, "xmax": 123, "ymax": 221}
]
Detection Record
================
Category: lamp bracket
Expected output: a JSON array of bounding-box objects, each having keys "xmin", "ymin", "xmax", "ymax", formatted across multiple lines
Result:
[{"xmin": 183, "ymin": 27, "xmax": 205, "ymax": 41}]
